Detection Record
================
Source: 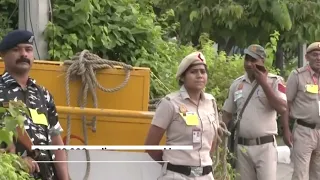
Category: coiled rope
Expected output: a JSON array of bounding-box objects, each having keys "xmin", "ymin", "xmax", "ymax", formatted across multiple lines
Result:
[
  {"xmin": 63, "ymin": 50, "xmax": 133, "ymax": 180},
  {"xmin": 212, "ymin": 116, "xmax": 231, "ymax": 180}
]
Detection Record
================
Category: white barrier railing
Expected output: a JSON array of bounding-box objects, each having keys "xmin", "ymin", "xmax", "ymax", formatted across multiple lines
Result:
[{"xmin": 62, "ymin": 146, "xmax": 293, "ymax": 180}]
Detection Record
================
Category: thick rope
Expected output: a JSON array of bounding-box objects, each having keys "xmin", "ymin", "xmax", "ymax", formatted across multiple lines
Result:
[
  {"xmin": 214, "ymin": 122, "xmax": 231, "ymax": 179},
  {"xmin": 63, "ymin": 50, "xmax": 133, "ymax": 180},
  {"xmin": 212, "ymin": 113, "xmax": 231, "ymax": 180}
]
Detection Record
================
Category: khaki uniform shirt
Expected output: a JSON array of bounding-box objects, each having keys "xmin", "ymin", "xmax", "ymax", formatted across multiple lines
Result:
[
  {"xmin": 222, "ymin": 73, "xmax": 287, "ymax": 138},
  {"xmin": 151, "ymin": 86, "xmax": 219, "ymax": 166},
  {"xmin": 286, "ymin": 65, "xmax": 320, "ymax": 123}
]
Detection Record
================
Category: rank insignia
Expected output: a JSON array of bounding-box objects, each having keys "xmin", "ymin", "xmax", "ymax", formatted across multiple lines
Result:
[
  {"xmin": 179, "ymin": 104, "xmax": 187, "ymax": 115},
  {"xmin": 237, "ymin": 82, "xmax": 244, "ymax": 90}
]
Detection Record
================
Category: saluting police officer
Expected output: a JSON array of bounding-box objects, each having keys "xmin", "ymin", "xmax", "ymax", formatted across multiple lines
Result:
[
  {"xmin": 145, "ymin": 52, "xmax": 220, "ymax": 180},
  {"xmin": 283, "ymin": 42, "xmax": 320, "ymax": 180},
  {"xmin": 0, "ymin": 30, "xmax": 69, "ymax": 180},
  {"xmin": 222, "ymin": 44, "xmax": 287, "ymax": 180}
]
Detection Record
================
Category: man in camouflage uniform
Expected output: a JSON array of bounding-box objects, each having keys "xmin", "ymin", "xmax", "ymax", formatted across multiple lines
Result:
[{"xmin": 0, "ymin": 30, "xmax": 69, "ymax": 180}]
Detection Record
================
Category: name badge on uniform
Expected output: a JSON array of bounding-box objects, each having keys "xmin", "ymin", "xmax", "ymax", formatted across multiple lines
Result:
[
  {"xmin": 305, "ymin": 84, "xmax": 318, "ymax": 94},
  {"xmin": 29, "ymin": 108, "xmax": 48, "ymax": 126},
  {"xmin": 234, "ymin": 90, "xmax": 243, "ymax": 101},
  {"xmin": 180, "ymin": 112, "xmax": 199, "ymax": 126},
  {"xmin": 192, "ymin": 129, "xmax": 201, "ymax": 143}
]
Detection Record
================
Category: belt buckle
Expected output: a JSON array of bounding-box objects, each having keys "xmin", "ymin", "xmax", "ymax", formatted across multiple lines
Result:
[{"xmin": 190, "ymin": 167, "xmax": 203, "ymax": 177}]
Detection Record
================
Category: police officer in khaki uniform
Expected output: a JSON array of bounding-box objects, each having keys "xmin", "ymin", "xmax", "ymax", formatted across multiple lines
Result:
[
  {"xmin": 222, "ymin": 44, "xmax": 287, "ymax": 180},
  {"xmin": 144, "ymin": 52, "xmax": 220, "ymax": 180},
  {"xmin": 283, "ymin": 42, "xmax": 320, "ymax": 180}
]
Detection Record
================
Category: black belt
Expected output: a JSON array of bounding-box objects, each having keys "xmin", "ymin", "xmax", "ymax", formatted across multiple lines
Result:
[
  {"xmin": 297, "ymin": 119, "xmax": 316, "ymax": 129},
  {"xmin": 167, "ymin": 163, "xmax": 212, "ymax": 176},
  {"xmin": 238, "ymin": 135, "xmax": 274, "ymax": 146}
]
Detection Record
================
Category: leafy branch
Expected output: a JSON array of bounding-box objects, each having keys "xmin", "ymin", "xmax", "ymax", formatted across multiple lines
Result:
[{"xmin": 0, "ymin": 100, "xmax": 34, "ymax": 180}]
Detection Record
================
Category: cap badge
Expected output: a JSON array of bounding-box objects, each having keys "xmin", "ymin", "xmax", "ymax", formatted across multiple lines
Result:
[
  {"xmin": 28, "ymin": 36, "xmax": 34, "ymax": 43},
  {"xmin": 250, "ymin": 46, "xmax": 257, "ymax": 52},
  {"xmin": 237, "ymin": 82, "xmax": 244, "ymax": 90},
  {"xmin": 197, "ymin": 53, "xmax": 206, "ymax": 64}
]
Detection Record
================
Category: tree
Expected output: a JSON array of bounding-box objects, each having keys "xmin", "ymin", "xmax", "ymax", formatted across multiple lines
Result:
[{"xmin": 153, "ymin": 0, "xmax": 320, "ymax": 73}]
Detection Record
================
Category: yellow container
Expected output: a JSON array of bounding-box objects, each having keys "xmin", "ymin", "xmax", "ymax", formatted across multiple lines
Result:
[
  {"xmin": 0, "ymin": 60, "xmax": 166, "ymax": 147},
  {"xmin": 0, "ymin": 60, "xmax": 150, "ymax": 111}
]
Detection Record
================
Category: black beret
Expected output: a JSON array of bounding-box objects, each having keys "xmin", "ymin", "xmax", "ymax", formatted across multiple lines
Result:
[{"xmin": 0, "ymin": 30, "xmax": 34, "ymax": 52}]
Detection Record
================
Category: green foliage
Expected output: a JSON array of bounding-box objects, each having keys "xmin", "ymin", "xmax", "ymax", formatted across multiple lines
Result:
[
  {"xmin": 0, "ymin": 100, "xmax": 34, "ymax": 180},
  {"xmin": 44, "ymin": 0, "xmax": 158, "ymax": 62},
  {"xmin": 0, "ymin": 0, "xmax": 18, "ymax": 41},
  {"xmin": 0, "ymin": 153, "xmax": 32, "ymax": 180},
  {"xmin": 154, "ymin": 0, "xmax": 320, "ymax": 61}
]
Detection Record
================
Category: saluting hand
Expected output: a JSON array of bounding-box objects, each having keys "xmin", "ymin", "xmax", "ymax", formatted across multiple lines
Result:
[{"xmin": 253, "ymin": 64, "xmax": 268, "ymax": 85}]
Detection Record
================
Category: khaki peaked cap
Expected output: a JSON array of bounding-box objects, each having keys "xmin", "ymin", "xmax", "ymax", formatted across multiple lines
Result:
[
  {"xmin": 306, "ymin": 42, "xmax": 320, "ymax": 53},
  {"xmin": 176, "ymin": 52, "xmax": 206, "ymax": 79}
]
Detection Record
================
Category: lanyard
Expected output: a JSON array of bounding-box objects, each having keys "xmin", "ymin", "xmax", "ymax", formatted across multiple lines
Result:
[
  {"xmin": 307, "ymin": 65, "xmax": 319, "ymax": 85},
  {"xmin": 307, "ymin": 65, "xmax": 320, "ymax": 94}
]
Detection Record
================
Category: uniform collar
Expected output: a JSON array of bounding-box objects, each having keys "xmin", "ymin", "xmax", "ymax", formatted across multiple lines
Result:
[
  {"xmin": 179, "ymin": 85, "xmax": 212, "ymax": 100},
  {"xmin": 243, "ymin": 73, "xmax": 252, "ymax": 83},
  {"xmin": 307, "ymin": 65, "xmax": 318, "ymax": 76},
  {"xmin": 1, "ymin": 71, "xmax": 36, "ymax": 87}
]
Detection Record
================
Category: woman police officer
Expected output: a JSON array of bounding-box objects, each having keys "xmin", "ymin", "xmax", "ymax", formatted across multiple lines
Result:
[{"xmin": 145, "ymin": 52, "xmax": 220, "ymax": 180}]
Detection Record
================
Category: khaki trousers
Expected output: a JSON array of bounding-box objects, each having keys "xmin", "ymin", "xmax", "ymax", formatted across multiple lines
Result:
[
  {"xmin": 158, "ymin": 163, "xmax": 214, "ymax": 180},
  {"xmin": 235, "ymin": 141, "xmax": 277, "ymax": 180},
  {"xmin": 291, "ymin": 124, "xmax": 320, "ymax": 180}
]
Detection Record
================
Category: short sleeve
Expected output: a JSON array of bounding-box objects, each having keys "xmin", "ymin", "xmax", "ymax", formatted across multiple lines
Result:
[
  {"xmin": 43, "ymin": 88, "xmax": 63, "ymax": 136},
  {"xmin": 285, "ymin": 71, "xmax": 298, "ymax": 102},
  {"xmin": 212, "ymin": 99, "xmax": 221, "ymax": 128},
  {"xmin": 272, "ymin": 76, "xmax": 288, "ymax": 102},
  {"xmin": 151, "ymin": 97, "xmax": 175, "ymax": 130},
  {"xmin": 222, "ymin": 83, "xmax": 236, "ymax": 114}
]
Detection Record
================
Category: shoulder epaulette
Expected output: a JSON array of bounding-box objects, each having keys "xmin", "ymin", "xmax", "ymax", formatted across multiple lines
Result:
[
  {"xmin": 203, "ymin": 92, "xmax": 215, "ymax": 100},
  {"xmin": 234, "ymin": 75, "xmax": 245, "ymax": 82},
  {"xmin": 166, "ymin": 90, "xmax": 181, "ymax": 100},
  {"xmin": 294, "ymin": 66, "xmax": 307, "ymax": 74},
  {"xmin": 153, "ymin": 96, "xmax": 170, "ymax": 108},
  {"xmin": 267, "ymin": 73, "xmax": 280, "ymax": 79}
]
